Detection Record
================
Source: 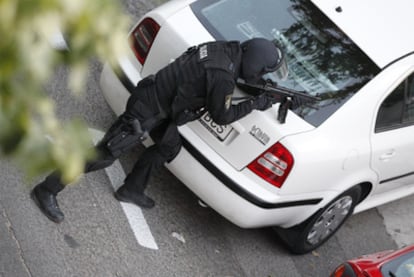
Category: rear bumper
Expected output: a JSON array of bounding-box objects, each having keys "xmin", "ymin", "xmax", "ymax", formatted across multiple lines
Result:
[{"xmin": 181, "ymin": 138, "xmax": 322, "ymax": 209}]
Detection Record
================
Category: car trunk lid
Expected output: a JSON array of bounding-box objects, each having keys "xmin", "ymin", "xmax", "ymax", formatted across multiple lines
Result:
[{"xmin": 186, "ymin": 97, "xmax": 314, "ymax": 170}]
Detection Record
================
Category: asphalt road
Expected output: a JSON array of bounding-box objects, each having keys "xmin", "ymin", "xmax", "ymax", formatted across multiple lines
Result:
[{"xmin": 1, "ymin": 1, "xmax": 414, "ymax": 276}]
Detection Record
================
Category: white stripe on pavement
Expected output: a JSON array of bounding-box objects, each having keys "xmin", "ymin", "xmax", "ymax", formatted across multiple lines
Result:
[{"xmin": 89, "ymin": 128, "xmax": 158, "ymax": 250}]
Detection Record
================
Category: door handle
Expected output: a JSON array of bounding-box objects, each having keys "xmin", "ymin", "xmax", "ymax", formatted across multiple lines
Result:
[{"xmin": 379, "ymin": 150, "xmax": 396, "ymax": 161}]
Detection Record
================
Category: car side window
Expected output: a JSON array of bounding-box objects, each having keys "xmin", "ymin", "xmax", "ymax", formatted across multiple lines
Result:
[
  {"xmin": 375, "ymin": 73, "xmax": 414, "ymax": 132},
  {"xmin": 381, "ymin": 251, "xmax": 414, "ymax": 277}
]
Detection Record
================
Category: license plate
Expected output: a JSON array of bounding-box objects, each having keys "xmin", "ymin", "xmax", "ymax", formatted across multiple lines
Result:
[{"xmin": 199, "ymin": 113, "xmax": 233, "ymax": 141}]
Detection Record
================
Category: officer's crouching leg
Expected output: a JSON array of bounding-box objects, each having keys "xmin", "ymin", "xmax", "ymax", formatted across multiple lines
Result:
[
  {"xmin": 114, "ymin": 145, "xmax": 159, "ymax": 209},
  {"xmin": 84, "ymin": 143, "xmax": 117, "ymax": 172},
  {"xmin": 31, "ymin": 141, "xmax": 117, "ymax": 223},
  {"xmin": 31, "ymin": 171, "xmax": 66, "ymax": 223},
  {"xmin": 114, "ymin": 122, "xmax": 182, "ymax": 209}
]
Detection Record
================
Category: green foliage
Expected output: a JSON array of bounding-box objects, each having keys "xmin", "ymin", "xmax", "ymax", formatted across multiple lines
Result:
[{"xmin": 0, "ymin": 0, "xmax": 130, "ymax": 182}]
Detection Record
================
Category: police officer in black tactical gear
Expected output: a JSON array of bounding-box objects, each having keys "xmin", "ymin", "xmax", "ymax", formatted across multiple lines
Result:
[{"xmin": 30, "ymin": 38, "xmax": 287, "ymax": 223}]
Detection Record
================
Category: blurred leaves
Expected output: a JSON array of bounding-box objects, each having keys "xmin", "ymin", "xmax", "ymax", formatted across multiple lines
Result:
[{"xmin": 0, "ymin": 0, "xmax": 130, "ymax": 182}]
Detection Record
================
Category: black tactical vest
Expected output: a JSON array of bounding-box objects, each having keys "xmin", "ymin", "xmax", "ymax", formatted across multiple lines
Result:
[{"xmin": 154, "ymin": 41, "xmax": 241, "ymax": 125}]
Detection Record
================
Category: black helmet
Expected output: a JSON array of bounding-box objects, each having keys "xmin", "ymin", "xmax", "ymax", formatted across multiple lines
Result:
[{"xmin": 240, "ymin": 38, "xmax": 287, "ymax": 84}]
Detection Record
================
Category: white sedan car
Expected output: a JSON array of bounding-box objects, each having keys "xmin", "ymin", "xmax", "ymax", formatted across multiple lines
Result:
[{"xmin": 100, "ymin": 0, "xmax": 414, "ymax": 254}]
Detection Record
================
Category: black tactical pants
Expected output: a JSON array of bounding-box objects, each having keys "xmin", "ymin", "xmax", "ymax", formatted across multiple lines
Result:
[{"xmin": 37, "ymin": 117, "xmax": 182, "ymax": 196}]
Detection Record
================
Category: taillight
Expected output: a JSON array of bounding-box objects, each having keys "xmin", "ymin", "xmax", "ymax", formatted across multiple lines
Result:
[
  {"xmin": 129, "ymin": 17, "xmax": 160, "ymax": 64},
  {"xmin": 247, "ymin": 142, "xmax": 293, "ymax": 188}
]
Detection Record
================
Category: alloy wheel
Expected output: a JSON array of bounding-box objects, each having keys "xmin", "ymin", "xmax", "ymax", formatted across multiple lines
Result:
[{"xmin": 306, "ymin": 196, "xmax": 353, "ymax": 245}]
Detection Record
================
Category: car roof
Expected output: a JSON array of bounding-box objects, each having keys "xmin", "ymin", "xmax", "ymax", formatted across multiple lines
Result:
[{"xmin": 312, "ymin": 0, "xmax": 414, "ymax": 68}]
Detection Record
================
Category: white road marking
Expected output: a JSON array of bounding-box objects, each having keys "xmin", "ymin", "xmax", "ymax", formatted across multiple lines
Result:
[{"xmin": 89, "ymin": 128, "xmax": 158, "ymax": 250}]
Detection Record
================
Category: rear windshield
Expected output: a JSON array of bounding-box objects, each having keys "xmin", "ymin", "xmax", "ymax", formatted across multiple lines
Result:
[{"xmin": 191, "ymin": 0, "xmax": 380, "ymax": 126}]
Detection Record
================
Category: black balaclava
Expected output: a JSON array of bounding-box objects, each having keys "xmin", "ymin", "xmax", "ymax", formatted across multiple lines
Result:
[{"xmin": 240, "ymin": 38, "xmax": 284, "ymax": 84}]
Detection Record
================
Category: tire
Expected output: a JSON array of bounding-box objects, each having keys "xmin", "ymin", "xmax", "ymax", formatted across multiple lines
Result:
[{"xmin": 275, "ymin": 186, "xmax": 362, "ymax": 254}]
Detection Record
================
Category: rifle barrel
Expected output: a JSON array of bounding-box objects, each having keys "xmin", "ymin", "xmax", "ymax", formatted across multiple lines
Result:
[
  {"xmin": 237, "ymin": 80, "xmax": 320, "ymax": 101},
  {"xmin": 265, "ymin": 84, "xmax": 320, "ymax": 101}
]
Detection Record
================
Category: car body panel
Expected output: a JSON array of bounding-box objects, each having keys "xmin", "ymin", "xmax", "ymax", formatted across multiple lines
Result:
[
  {"xmin": 100, "ymin": 63, "xmax": 131, "ymax": 116},
  {"xmin": 313, "ymin": 0, "xmax": 414, "ymax": 68},
  {"xmin": 166, "ymin": 126, "xmax": 335, "ymax": 228},
  {"xmin": 369, "ymin": 56, "xmax": 414, "ymax": 196}
]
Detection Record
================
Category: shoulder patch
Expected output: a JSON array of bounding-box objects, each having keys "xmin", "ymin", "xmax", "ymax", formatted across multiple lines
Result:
[{"xmin": 199, "ymin": 44, "xmax": 208, "ymax": 60}]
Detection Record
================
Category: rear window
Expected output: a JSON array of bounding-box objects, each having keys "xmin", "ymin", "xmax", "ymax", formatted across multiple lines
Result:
[{"xmin": 191, "ymin": 0, "xmax": 380, "ymax": 126}]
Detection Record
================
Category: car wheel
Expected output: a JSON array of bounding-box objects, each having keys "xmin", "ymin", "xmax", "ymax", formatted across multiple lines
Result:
[{"xmin": 275, "ymin": 186, "xmax": 362, "ymax": 254}]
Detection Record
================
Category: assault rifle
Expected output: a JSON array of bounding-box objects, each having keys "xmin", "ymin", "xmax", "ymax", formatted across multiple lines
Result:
[{"xmin": 236, "ymin": 79, "xmax": 321, "ymax": 124}]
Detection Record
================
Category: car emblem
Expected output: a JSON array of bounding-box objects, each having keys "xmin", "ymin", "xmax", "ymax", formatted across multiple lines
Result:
[{"xmin": 249, "ymin": 125, "xmax": 270, "ymax": 145}]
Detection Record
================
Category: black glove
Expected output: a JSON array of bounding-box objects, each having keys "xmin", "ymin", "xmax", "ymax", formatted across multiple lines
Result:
[{"xmin": 251, "ymin": 94, "xmax": 277, "ymax": 111}]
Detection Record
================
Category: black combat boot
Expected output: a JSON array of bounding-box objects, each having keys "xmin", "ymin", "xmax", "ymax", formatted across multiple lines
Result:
[
  {"xmin": 31, "ymin": 186, "xmax": 65, "ymax": 223},
  {"xmin": 114, "ymin": 185, "xmax": 155, "ymax": 209}
]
